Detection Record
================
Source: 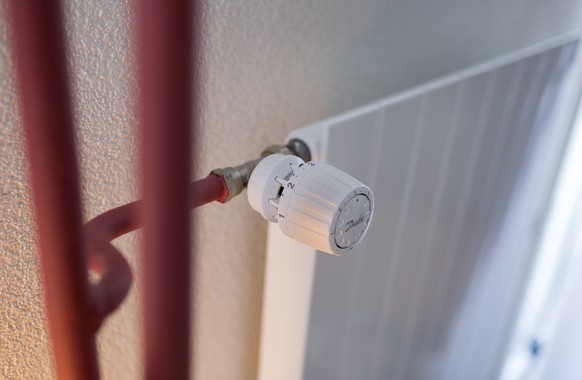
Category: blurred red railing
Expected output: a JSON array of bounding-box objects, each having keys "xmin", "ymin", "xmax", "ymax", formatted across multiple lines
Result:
[{"xmin": 7, "ymin": 0, "xmax": 210, "ymax": 379}]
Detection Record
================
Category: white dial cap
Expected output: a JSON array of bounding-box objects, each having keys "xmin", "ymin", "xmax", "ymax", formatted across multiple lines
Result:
[{"xmin": 247, "ymin": 154, "xmax": 374, "ymax": 255}]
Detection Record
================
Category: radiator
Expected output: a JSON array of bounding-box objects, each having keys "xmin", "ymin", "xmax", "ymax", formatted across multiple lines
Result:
[{"xmin": 259, "ymin": 32, "xmax": 582, "ymax": 380}]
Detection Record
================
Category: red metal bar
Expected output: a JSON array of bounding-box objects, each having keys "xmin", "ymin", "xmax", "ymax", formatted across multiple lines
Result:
[
  {"xmin": 10, "ymin": 0, "xmax": 213, "ymax": 377},
  {"xmin": 137, "ymin": 0, "xmax": 199, "ymax": 378},
  {"xmin": 6, "ymin": 1, "xmax": 99, "ymax": 379}
]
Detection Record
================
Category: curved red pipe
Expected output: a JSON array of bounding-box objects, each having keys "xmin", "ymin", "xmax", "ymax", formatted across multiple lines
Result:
[{"xmin": 84, "ymin": 174, "xmax": 228, "ymax": 331}]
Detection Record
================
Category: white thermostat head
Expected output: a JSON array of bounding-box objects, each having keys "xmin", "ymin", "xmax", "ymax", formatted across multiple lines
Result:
[{"xmin": 247, "ymin": 154, "xmax": 374, "ymax": 256}]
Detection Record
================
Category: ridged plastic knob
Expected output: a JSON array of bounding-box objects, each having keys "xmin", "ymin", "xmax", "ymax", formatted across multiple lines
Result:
[{"xmin": 247, "ymin": 154, "xmax": 374, "ymax": 256}]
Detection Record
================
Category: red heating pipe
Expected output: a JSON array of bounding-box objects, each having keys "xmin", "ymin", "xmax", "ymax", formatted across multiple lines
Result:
[
  {"xmin": 85, "ymin": 174, "xmax": 228, "ymax": 331},
  {"xmin": 136, "ymin": 0, "xmax": 199, "ymax": 378},
  {"xmin": 7, "ymin": 1, "xmax": 100, "ymax": 379}
]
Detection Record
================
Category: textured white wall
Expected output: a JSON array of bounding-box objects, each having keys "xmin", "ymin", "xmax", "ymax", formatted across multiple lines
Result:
[{"xmin": 1, "ymin": 0, "xmax": 581, "ymax": 379}]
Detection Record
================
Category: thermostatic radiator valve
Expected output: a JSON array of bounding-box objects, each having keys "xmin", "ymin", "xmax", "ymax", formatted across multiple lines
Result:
[{"xmin": 247, "ymin": 153, "xmax": 374, "ymax": 256}]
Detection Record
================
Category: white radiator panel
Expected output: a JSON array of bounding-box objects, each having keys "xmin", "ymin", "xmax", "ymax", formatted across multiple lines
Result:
[{"xmin": 259, "ymin": 33, "xmax": 582, "ymax": 380}]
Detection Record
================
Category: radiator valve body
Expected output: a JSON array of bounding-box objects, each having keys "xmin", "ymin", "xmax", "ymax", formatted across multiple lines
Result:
[{"xmin": 247, "ymin": 154, "xmax": 374, "ymax": 255}]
